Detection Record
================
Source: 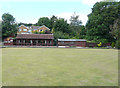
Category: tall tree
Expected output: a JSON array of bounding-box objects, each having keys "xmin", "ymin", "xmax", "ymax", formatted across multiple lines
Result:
[
  {"xmin": 86, "ymin": 2, "xmax": 119, "ymax": 43},
  {"xmin": 53, "ymin": 18, "xmax": 69, "ymax": 33},
  {"xmin": 0, "ymin": 21, "xmax": 2, "ymax": 41},
  {"xmin": 50, "ymin": 15, "xmax": 57, "ymax": 26},
  {"xmin": 2, "ymin": 13, "xmax": 17, "ymax": 39},
  {"xmin": 37, "ymin": 17, "xmax": 52, "ymax": 29},
  {"xmin": 69, "ymin": 12, "xmax": 85, "ymax": 39},
  {"xmin": 110, "ymin": 18, "xmax": 120, "ymax": 40},
  {"xmin": 70, "ymin": 12, "xmax": 82, "ymax": 26},
  {"xmin": 52, "ymin": 18, "xmax": 70, "ymax": 39}
]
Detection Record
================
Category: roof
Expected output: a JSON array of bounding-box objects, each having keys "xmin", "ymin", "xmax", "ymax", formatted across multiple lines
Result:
[
  {"xmin": 16, "ymin": 34, "xmax": 54, "ymax": 39},
  {"xmin": 58, "ymin": 39, "xmax": 86, "ymax": 41},
  {"xmin": 39, "ymin": 25, "xmax": 50, "ymax": 30},
  {"xmin": 31, "ymin": 26, "xmax": 40, "ymax": 30},
  {"xmin": 31, "ymin": 25, "xmax": 50, "ymax": 30}
]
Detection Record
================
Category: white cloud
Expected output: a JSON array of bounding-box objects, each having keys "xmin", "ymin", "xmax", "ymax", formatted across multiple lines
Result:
[
  {"xmin": 56, "ymin": 12, "xmax": 88, "ymax": 25},
  {"xmin": 1, "ymin": 0, "xmax": 81, "ymax": 2},
  {"xmin": 82, "ymin": 0, "xmax": 120, "ymax": 5},
  {"xmin": 16, "ymin": 12, "xmax": 88, "ymax": 25},
  {"xmin": 82, "ymin": 0, "xmax": 103, "ymax": 5}
]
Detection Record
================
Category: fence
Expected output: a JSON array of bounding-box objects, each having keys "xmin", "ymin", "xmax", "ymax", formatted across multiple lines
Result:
[{"xmin": 86, "ymin": 42, "xmax": 112, "ymax": 47}]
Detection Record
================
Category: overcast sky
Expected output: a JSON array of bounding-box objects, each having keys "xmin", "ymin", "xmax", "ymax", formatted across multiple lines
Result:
[{"xmin": 0, "ymin": 0, "xmax": 119, "ymax": 25}]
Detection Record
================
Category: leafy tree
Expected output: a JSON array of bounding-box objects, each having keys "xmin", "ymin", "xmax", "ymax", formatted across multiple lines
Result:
[
  {"xmin": 2, "ymin": 13, "xmax": 17, "ymax": 39},
  {"xmin": 18, "ymin": 23, "xmax": 33, "ymax": 26},
  {"xmin": 0, "ymin": 21, "xmax": 2, "ymax": 41},
  {"xmin": 69, "ymin": 12, "xmax": 85, "ymax": 39},
  {"xmin": 70, "ymin": 12, "xmax": 82, "ymax": 26},
  {"xmin": 32, "ymin": 30, "xmax": 38, "ymax": 34},
  {"xmin": 53, "ymin": 31, "xmax": 69, "ymax": 39},
  {"xmin": 37, "ymin": 17, "xmax": 52, "ymax": 29},
  {"xmin": 53, "ymin": 18, "xmax": 70, "ymax": 33},
  {"xmin": 50, "ymin": 15, "xmax": 57, "ymax": 27},
  {"xmin": 110, "ymin": 18, "xmax": 120, "ymax": 40},
  {"xmin": 86, "ymin": 2, "xmax": 119, "ymax": 43}
]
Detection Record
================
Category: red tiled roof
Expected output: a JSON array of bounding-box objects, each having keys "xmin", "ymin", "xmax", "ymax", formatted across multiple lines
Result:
[{"xmin": 16, "ymin": 34, "xmax": 54, "ymax": 39}]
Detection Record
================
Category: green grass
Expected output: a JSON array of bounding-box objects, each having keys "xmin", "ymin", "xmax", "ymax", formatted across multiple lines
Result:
[{"xmin": 2, "ymin": 48, "xmax": 118, "ymax": 86}]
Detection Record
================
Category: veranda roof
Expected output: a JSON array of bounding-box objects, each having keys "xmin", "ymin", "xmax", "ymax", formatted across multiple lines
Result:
[
  {"xmin": 58, "ymin": 39, "xmax": 86, "ymax": 41},
  {"xmin": 16, "ymin": 34, "xmax": 54, "ymax": 39}
]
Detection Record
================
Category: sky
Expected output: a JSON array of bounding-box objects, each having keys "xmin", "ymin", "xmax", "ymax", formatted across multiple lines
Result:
[{"xmin": 0, "ymin": 0, "xmax": 119, "ymax": 25}]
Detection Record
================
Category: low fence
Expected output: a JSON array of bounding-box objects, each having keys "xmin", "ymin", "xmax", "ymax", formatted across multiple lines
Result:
[
  {"xmin": 3, "ymin": 41, "xmax": 112, "ymax": 48},
  {"xmin": 86, "ymin": 42, "xmax": 112, "ymax": 47}
]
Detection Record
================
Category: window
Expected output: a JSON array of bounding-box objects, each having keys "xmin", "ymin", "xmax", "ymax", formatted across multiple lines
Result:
[
  {"xmin": 31, "ymin": 40, "xmax": 32, "ymax": 43},
  {"xmin": 48, "ymin": 40, "xmax": 51, "ymax": 44},
  {"xmin": 23, "ymin": 40, "xmax": 25, "ymax": 43},
  {"xmin": 70, "ymin": 41, "xmax": 74, "ymax": 44},
  {"xmin": 23, "ymin": 29, "xmax": 27, "ymax": 31},
  {"xmin": 45, "ymin": 40, "xmax": 46, "ymax": 44},
  {"xmin": 40, "ymin": 30, "xmax": 43, "ymax": 31},
  {"xmin": 19, "ymin": 29, "xmax": 21, "ymax": 32},
  {"xmin": 61, "ymin": 41, "xmax": 64, "ymax": 44},
  {"xmin": 38, "ymin": 40, "xmax": 42, "ymax": 43}
]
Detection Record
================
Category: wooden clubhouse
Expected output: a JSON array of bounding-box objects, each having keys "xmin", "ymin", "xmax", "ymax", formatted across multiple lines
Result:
[{"xmin": 14, "ymin": 34, "xmax": 54, "ymax": 46}]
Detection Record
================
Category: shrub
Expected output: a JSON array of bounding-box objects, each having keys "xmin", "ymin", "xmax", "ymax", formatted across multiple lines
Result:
[
  {"xmin": 112, "ymin": 42, "xmax": 115, "ymax": 48},
  {"xmin": 115, "ymin": 40, "xmax": 120, "ymax": 49}
]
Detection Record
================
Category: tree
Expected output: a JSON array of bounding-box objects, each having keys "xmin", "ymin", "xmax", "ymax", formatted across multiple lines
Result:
[
  {"xmin": 69, "ymin": 12, "xmax": 85, "ymax": 39},
  {"xmin": 18, "ymin": 23, "xmax": 33, "ymax": 26},
  {"xmin": 0, "ymin": 21, "xmax": 2, "ymax": 41},
  {"xmin": 110, "ymin": 18, "xmax": 120, "ymax": 40},
  {"xmin": 53, "ymin": 18, "xmax": 70, "ymax": 33},
  {"xmin": 50, "ymin": 15, "xmax": 57, "ymax": 27},
  {"xmin": 70, "ymin": 12, "xmax": 82, "ymax": 26},
  {"xmin": 86, "ymin": 2, "xmax": 119, "ymax": 43},
  {"xmin": 37, "ymin": 17, "xmax": 52, "ymax": 29},
  {"xmin": 2, "ymin": 13, "xmax": 17, "ymax": 39}
]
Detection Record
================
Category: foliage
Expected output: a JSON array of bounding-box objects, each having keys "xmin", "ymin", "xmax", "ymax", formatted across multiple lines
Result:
[
  {"xmin": 2, "ymin": 13, "xmax": 17, "ymax": 39},
  {"xmin": 53, "ymin": 31, "xmax": 69, "ymax": 39},
  {"xmin": 32, "ymin": 30, "xmax": 38, "ymax": 34},
  {"xmin": 18, "ymin": 23, "xmax": 33, "ymax": 26},
  {"xmin": 39, "ymin": 30, "xmax": 45, "ymax": 34},
  {"xmin": 115, "ymin": 39, "xmax": 120, "ymax": 49},
  {"xmin": 69, "ymin": 13, "xmax": 86, "ymax": 39},
  {"xmin": 0, "ymin": 21, "xmax": 2, "ymax": 40},
  {"xmin": 111, "ymin": 42, "xmax": 115, "ymax": 48},
  {"xmin": 53, "ymin": 18, "xmax": 70, "ymax": 33},
  {"xmin": 110, "ymin": 18, "xmax": 120, "ymax": 40},
  {"xmin": 37, "ymin": 17, "xmax": 52, "ymax": 29},
  {"xmin": 86, "ymin": 2, "xmax": 119, "ymax": 43},
  {"xmin": 32, "ymin": 30, "xmax": 45, "ymax": 34},
  {"xmin": 70, "ymin": 12, "xmax": 82, "ymax": 26}
]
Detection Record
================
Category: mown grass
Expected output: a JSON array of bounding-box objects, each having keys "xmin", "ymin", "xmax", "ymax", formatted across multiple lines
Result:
[{"xmin": 2, "ymin": 48, "xmax": 118, "ymax": 86}]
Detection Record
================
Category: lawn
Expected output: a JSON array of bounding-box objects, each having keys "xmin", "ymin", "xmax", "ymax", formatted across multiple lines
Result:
[{"xmin": 2, "ymin": 48, "xmax": 118, "ymax": 86}]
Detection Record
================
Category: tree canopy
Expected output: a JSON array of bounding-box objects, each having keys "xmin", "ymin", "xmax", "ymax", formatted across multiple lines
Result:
[
  {"xmin": 86, "ymin": 2, "xmax": 119, "ymax": 43},
  {"xmin": 37, "ymin": 17, "xmax": 52, "ymax": 29},
  {"xmin": 2, "ymin": 13, "xmax": 17, "ymax": 39}
]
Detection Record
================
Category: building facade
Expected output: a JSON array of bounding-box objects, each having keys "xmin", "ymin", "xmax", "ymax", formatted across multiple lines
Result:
[
  {"xmin": 17, "ymin": 25, "xmax": 51, "ymax": 34},
  {"xmin": 14, "ymin": 34, "xmax": 54, "ymax": 46},
  {"xmin": 57, "ymin": 39, "xmax": 87, "ymax": 47}
]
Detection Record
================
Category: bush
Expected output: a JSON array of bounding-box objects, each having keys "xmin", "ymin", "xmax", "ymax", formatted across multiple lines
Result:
[
  {"xmin": 112, "ymin": 42, "xmax": 115, "ymax": 48},
  {"xmin": 115, "ymin": 40, "xmax": 120, "ymax": 49},
  {"xmin": 96, "ymin": 39, "xmax": 108, "ymax": 43}
]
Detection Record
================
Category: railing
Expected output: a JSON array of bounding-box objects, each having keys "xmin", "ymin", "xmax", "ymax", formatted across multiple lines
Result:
[{"xmin": 15, "ymin": 43, "xmax": 53, "ymax": 46}]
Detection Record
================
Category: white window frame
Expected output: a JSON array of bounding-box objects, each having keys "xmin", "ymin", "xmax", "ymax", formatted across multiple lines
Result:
[
  {"xmin": 23, "ymin": 29, "xmax": 27, "ymax": 31},
  {"xmin": 19, "ymin": 29, "xmax": 21, "ymax": 32}
]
